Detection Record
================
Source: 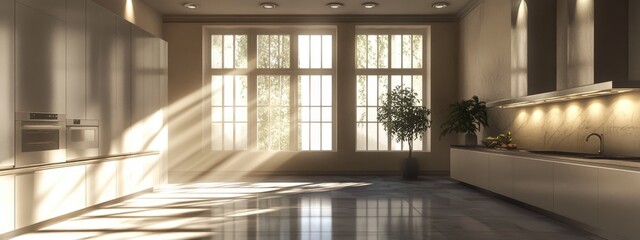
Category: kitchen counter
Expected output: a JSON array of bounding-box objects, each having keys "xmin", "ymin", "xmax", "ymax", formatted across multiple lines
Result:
[{"xmin": 451, "ymin": 145, "xmax": 640, "ymax": 172}]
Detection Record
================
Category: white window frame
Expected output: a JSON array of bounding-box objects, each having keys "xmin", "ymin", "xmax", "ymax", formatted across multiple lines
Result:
[
  {"xmin": 203, "ymin": 26, "xmax": 338, "ymax": 152},
  {"xmin": 355, "ymin": 26, "xmax": 431, "ymax": 152}
]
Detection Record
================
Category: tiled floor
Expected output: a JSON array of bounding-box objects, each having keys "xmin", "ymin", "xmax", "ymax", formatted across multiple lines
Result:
[{"xmin": 12, "ymin": 176, "xmax": 605, "ymax": 240}]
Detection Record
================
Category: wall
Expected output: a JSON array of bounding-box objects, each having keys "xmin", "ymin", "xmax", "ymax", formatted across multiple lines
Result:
[
  {"xmin": 164, "ymin": 21, "xmax": 459, "ymax": 179},
  {"xmin": 92, "ymin": 0, "xmax": 162, "ymax": 37},
  {"xmin": 461, "ymin": 0, "xmax": 640, "ymax": 156}
]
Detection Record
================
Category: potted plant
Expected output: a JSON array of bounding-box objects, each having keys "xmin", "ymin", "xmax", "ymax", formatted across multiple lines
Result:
[
  {"xmin": 440, "ymin": 96, "xmax": 488, "ymax": 145},
  {"xmin": 378, "ymin": 86, "xmax": 431, "ymax": 179}
]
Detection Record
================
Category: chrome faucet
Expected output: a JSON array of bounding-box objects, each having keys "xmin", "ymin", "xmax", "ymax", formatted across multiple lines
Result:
[{"xmin": 585, "ymin": 133, "xmax": 604, "ymax": 155}]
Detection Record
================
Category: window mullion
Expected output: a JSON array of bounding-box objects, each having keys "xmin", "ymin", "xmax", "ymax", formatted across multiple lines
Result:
[{"xmin": 247, "ymin": 32, "xmax": 258, "ymax": 150}]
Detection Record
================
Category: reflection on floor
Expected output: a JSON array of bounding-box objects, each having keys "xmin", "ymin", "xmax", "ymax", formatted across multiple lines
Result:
[{"xmin": 12, "ymin": 176, "xmax": 604, "ymax": 240}]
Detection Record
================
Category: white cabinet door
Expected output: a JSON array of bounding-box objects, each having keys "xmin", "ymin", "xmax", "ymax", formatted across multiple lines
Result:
[
  {"xmin": 86, "ymin": 1, "xmax": 117, "ymax": 155},
  {"xmin": 0, "ymin": 0, "xmax": 14, "ymax": 169},
  {"xmin": 0, "ymin": 175, "xmax": 15, "ymax": 234},
  {"xmin": 487, "ymin": 154, "xmax": 514, "ymax": 198},
  {"xmin": 130, "ymin": 26, "xmax": 146, "ymax": 153},
  {"xmin": 553, "ymin": 162, "xmax": 598, "ymax": 227},
  {"xmin": 111, "ymin": 18, "xmax": 131, "ymax": 155},
  {"xmin": 597, "ymin": 168, "xmax": 640, "ymax": 239},
  {"xmin": 15, "ymin": 2, "xmax": 66, "ymax": 113},
  {"xmin": 450, "ymin": 149, "xmax": 488, "ymax": 188},
  {"xmin": 513, "ymin": 158, "xmax": 554, "ymax": 211},
  {"xmin": 86, "ymin": 162, "xmax": 117, "ymax": 205},
  {"xmin": 66, "ymin": 0, "xmax": 86, "ymax": 119}
]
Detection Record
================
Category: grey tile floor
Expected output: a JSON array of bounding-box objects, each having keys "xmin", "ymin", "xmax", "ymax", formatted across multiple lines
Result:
[{"xmin": 12, "ymin": 176, "xmax": 606, "ymax": 240}]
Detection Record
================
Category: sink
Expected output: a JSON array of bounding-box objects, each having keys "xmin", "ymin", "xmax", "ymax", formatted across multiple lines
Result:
[{"xmin": 527, "ymin": 150, "xmax": 640, "ymax": 161}]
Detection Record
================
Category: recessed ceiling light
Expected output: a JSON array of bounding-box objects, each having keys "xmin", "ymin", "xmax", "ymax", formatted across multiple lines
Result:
[
  {"xmin": 362, "ymin": 2, "xmax": 378, "ymax": 8},
  {"xmin": 326, "ymin": 2, "xmax": 344, "ymax": 9},
  {"xmin": 260, "ymin": 2, "xmax": 278, "ymax": 9},
  {"xmin": 432, "ymin": 2, "xmax": 449, "ymax": 9},
  {"xmin": 182, "ymin": 3, "xmax": 199, "ymax": 9}
]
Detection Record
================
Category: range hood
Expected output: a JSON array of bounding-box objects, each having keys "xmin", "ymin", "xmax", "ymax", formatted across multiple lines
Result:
[
  {"xmin": 488, "ymin": 0, "xmax": 640, "ymax": 109},
  {"xmin": 487, "ymin": 81, "xmax": 640, "ymax": 108}
]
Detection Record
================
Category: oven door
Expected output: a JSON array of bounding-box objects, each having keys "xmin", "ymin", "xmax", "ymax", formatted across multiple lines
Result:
[
  {"xmin": 66, "ymin": 126, "xmax": 99, "ymax": 160},
  {"xmin": 16, "ymin": 121, "xmax": 66, "ymax": 167}
]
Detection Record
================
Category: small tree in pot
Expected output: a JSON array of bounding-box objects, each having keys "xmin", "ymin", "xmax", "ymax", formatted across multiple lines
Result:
[
  {"xmin": 440, "ymin": 96, "xmax": 488, "ymax": 145},
  {"xmin": 378, "ymin": 86, "xmax": 431, "ymax": 179}
]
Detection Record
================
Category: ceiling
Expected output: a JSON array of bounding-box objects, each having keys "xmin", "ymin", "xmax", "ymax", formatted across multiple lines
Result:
[{"xmin": 140, "ymin": 0, "xmax": 475, "ymax": 16}]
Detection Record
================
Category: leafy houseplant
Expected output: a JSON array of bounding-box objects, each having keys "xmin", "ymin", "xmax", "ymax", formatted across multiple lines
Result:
[
  {"xmin": 440, "ymin": 96, "xmax": 488, "ymax": 145},
  {"xmin": 378, "ymin": 86, "xmax": 431, "ymax": 179}
]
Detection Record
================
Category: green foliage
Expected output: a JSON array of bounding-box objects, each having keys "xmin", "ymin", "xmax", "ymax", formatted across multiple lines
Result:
[
  {"xmin": 440, "ymin": 96, "xmax": 488, "ymax": 137},
  {"xmin": 378, "ymin": 86, "xmax": 431, "ymax": 158}
]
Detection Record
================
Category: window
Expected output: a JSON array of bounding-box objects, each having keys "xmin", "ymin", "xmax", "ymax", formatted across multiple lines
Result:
[
  {"xmin": 206, "ymin": 27, "xmax": 336, "ymax": 151},
  {"xmin": 355, "ymin": 28, "xmax": 429, "ymax": 151}
]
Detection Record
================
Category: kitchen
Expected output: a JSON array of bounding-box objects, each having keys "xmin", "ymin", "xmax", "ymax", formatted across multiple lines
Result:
[{"xmin": 2, "ymin": 0, "xmax": 640, "ymax": 239}]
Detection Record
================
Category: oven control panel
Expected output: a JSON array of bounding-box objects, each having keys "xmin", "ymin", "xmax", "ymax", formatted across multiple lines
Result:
[{"xmin": 30, "ymin": 113, "xmax": 58, "ymax": 120}]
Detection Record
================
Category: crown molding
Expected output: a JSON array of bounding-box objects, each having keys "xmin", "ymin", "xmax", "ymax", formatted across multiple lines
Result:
[
  {"xmin": 163, "ymin": 14, "xmax": 460, "ymax": 23},
  {"xmin": 457, "ymin": 0, "xmax": 483, "ymax": 19}
]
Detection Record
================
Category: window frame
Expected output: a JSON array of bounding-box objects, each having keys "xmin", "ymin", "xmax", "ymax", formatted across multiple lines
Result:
[
  {"xmin": 203, "ymin": 26, "xmax": 338, "ymax": 152},
  {"xmin": 355, "ymin": 26, "xmax": 431, "ymax": 152}
]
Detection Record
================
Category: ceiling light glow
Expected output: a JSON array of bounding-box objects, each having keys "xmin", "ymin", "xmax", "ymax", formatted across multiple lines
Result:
[
  {"xmin": 182, "ymin": 3, "xmax": 199, "ymax": 9},
  {"xmin": 326, "ymin": 2, "xmax": 344, "ymax": 9},
  {"xmin": 362, "ymin": 2, "xmax": 378, "ymax": 8},
  {"xmin": 432, "ymin": 2, "xmax": 449, "ymax": 9},
  {"xmin": 260, "ymin": 2, "xmax": 278, "ymax": 9}
]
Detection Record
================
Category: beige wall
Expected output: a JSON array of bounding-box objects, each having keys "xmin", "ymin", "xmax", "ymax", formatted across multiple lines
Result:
[
  {"xmin": 165, "ymin": 21, "xmax": 459, "ymax": 179},
  {"xmin": 92, "ymin": 0, "xmax": 162, "ymax": 37},
  {"xmin": 460, "ymin": 0, "xmax": 640, "ymax": 156}
]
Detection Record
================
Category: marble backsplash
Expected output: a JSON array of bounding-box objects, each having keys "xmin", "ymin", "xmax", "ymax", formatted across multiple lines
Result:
[{"xmin": 487, "ymin": 91, "xmax": 640, "ymax": 156}]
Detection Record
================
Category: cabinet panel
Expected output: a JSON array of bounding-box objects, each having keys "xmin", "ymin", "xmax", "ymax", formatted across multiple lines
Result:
[
  {"xmin": 86, "ymin": 1, "xmax": 116, "ymax": 155},
  {"xmin": 15, "ymin": 2, "xmax": 66, "ymax": 113},
  {"xmin": 598, "ymin": 168, "xmax": 640, "ymax": 239},
  {"xmin": 15, "ymin": 166, "xmax": 86, "ymax": 228},
  {"xmin": 0, "ymin": 175, "xmax": 14, "ymax": 234},
  {"xmin": 86, "ymin": 161, "xmax": 117, "ymax": 205},
  {"xmin": 488, "ymin": 154, "xmax": 514, "ymax": 198},
  {"xmin": 450, "ymin": 149, "xmax": 488, "ymax": 188},
  {"xmin": 513, "ymin": 158, "xmax": 554, "ymax": 211},
  {"xmin": 553, "ymin": 163, "xmax": 598, "ymax": 227},
  {"xmin": 112, "ymin": 19, "xmax": 131, "ymax": 155},
  {"xmin": 66, "ymin": 0, "xmax": 86, "ymax": 119},
  {"xmin": 0, "ymin": 0, "xmax": 14, "ymax": 169}
]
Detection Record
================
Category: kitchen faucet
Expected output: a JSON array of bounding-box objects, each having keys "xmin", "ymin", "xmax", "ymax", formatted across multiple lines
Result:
[{"xmin": 585, "ymin": 133, "xmax": 604, "ymax": 155}]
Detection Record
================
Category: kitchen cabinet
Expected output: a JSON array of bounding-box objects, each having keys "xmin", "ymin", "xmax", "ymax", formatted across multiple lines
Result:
[
  {"xmin": 0, "ymin": 175, "xmax": 15, "ymax": 234},
  {"xmin": 113, "ymin": 18, "xmax": 132, "ymax": 155},
  {"xmin": 487, "ymin": 154, "xmax": 514, "ymax": 198},
  {"xmin": 15, "ymin": 1, "xmax": 66, "ymax": 113},
  {"xmin": 86, "ymin": 161, "xmax": 117, "ymax": 205},
  {"xmin": 66, "ymin": 0, "xmax": 87, "ymax": 119},
  {"xmin": 87, "ymin": 1, "xmax": 117, "ymax": 155},
  {"xmin": 553, "ymin": 162, "xmax": 598, "ymax": 227},
  {"xmin": 131, "ymin": 26, "xmax": 147, "ymax": 153},
  {"xmin": 0, "ymin": 0, "xmax": 14, "ymax": 169},
  {"xmin": 450, "ymin": 149, "xmax": 488, "ymax": 189},
  {"xmin": 512, "ymin": 157, "xmax": 554, "ymax": 211},
  {"xmin": 597, "ymin": 168, "xmax": 640, "ymax": 239},
  {"xmin": 15, "ymin": 166, "xmax": 86, "ymax": 228}
]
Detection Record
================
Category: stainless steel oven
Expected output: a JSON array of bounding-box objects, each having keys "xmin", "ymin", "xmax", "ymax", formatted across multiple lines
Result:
[
  {"xmin": 15, "ymin": 112, "xmax": 66, "ymax": 167},
  {"xmin": 66, "ymin": 119, "xmax": 99, "ymax": 160}
]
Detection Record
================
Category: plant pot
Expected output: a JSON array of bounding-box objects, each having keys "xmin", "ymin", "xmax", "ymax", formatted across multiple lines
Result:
[
  {"xmin": 464, "ymin": 133, "xmax": 478, "ymax": 146},
  {"xmin": 402, "ymin": 157, "xmax": 419, "ymax": 180}
]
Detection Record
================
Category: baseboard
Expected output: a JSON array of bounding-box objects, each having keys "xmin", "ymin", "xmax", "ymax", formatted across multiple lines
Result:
[
  {"xmin": 168, "ymin": 171, "xmax": 450, "ymax": 182},
  {"xmin": 0, "ymin": 188, "xmax": 154, "ymax": 239}
]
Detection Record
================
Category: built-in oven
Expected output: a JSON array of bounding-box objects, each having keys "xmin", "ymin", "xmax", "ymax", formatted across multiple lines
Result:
[
  {"xmin": 15, "ymin": 112, "xmax": 66, "ymax": 167},
  {"xmin": 66, "ymin": 119, "xmax": 99, "ymax": 160}
]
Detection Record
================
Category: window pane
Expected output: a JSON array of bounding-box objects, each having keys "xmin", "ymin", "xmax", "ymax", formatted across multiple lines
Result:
[
  {"xmin": 211, "ymin": 76, "xmax": 222, "ymax": 106},
  {"xmin": 356, "ymin": 35, "xmax": 367, "ymax": 69},
  {"xmin": 321, "ymin": 75, "xmax": 332, "ymax": 106},
  {"xmin": 310, "ymin": 123, "xmax": 321, "ymax": 150},
  {"xmin": 356, "ymin": 123, "xmax": 366, "ymax": 150},
  {"xmin": 356, "ymin": 107, "xmax": 366, "ymax": 123},
  {"xmin": 378, "ymin": 123, "xmax": 388, "ymax": 150},
  {"xmin": 212, "ymin": 107, "xmax": 222, "ymax": 122},
  {"xmin": 235, "ymin": 107, "xmax": 247, "ymax": 122},
  {"xmin": 412, "ymin": 35, "xmax": 423, "ymax": 68},
  {"xmin": 257, "ymin": 75, "xmax": 291, "ymax": 151},
  {"xmin": 298, "ymin": 35, "xmax": 309, "ymax": 68},
  {"xmin": 321, "ymin": 107, "xmax": 332, "ymax": 122},
  {"xmin": 356, "ymin": 75, "xmax": 367, "ymax": 106},
  {"xmin": 236, "ymin": 76, "xmax": 247, "ymax": 106},
  {"xmin": 322, "ymin": 35, "xmax": 332, "ymax": 68},
  {"xmin": 212, "ymin": 123, "xmax": 222, "ymax": 150},
  {"xmin": 211, "ymin": 75, "xmax": 247, "ymax": 150},
  {"xmin": 211, "ymin": 35, "xmax": 222, "ymax": 68},
  {"xmin": 310, "ymin": 107, "xmax": 321, "ymax": 122},
  {"xmin": 223, "ymin": 35, "xmax": 234, "ymax": 69},
  {"xmin": 391, "ymin": 35, "xmax": 402, "ymax": 68},
  {"xmin": 367, "ymin": 35, "xmax": 377, "ymax": 69},
  {"xmin": 301, "ymin": 123, "xmax": 310, "ymax": 150},
  {"xmin": 258, "ymin": 35, "xmax": 290, "ymax": 68},
  {"xmin": 367, "ymin": 123, "xmax": 377, "ymax": 151},
  {"xmin": 310, "ymin": 35, "xmax": 322, "ymax": 68},
  {"xmin": 402, "ymin": 35, "xmax": 412, "ymax": 69},
  {"xmin": 236, "ymin": 123, "xmax": 247, "ymax": 149},
  {"xmin": 322, "ymin": 123, "xmax": 332, "ymax": 150},
  {"xmin": 257, "ymin": 35, "xmax": 269, "ymax": 69},
  {"xmin": 367, "ymin": 76, "xmax": 377, "ymax": 106},
  {"xmin": 377, "ymin": 35, "xmax": 389, "ymax": 68},
  {"xmin": 310, "ymin": 75, "xmax": 321, "ymax": 106},
  {"xmin": 235, "ymin": 35, "xmax": 247, "ymax": 68},
  {"xmin": 223, "ymin": 123, "xmax": 234, "ymax": 150}
]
